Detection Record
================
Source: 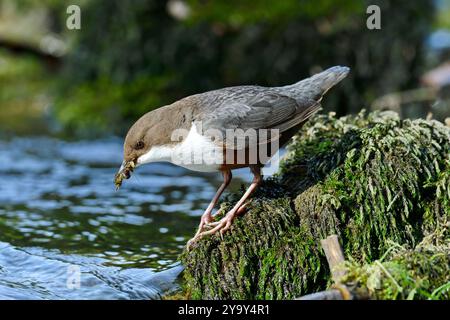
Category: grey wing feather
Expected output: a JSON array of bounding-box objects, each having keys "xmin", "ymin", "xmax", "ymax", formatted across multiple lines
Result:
[
  {"xmin": 199, "ymin": 91, "xmax": 319, "ymax": 149},
  {"xmin": 194, "ymin": 66, "xmax": 349, "ymax": 149},
  {"xmin": 211, "ymin": 92, "xmax": 299, "ymax": 129}
]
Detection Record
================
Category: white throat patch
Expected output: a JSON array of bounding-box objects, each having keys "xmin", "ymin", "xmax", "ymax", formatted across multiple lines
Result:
[
  {"xmin": 136, "ymin": 144, "xmax": 174, "ymax": 165},
  {"xmin": 136, "ymin": 123, "xmax": 222, "ymax": 172}
]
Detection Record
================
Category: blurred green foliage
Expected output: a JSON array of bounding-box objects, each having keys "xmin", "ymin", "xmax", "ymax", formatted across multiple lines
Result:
[
  {"xmin": 1, "ymin": 0, "xmax": 437, "ymax": 135},
  {"xmin": 184, "ymin": 0, "xmax": 363, "ymax": 24},
  {"xmin": 0, "ymin": 49, "xmax": 52, "ymax": 135},
  {"xmin": 435, "ymin": 1, "xmax": 450, "ymax": 29}
]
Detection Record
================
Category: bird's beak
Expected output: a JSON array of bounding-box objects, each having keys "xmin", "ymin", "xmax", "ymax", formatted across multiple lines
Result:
[{"xmin": 114, "ymin": 159, "xmax": 136, "ymax": 190}]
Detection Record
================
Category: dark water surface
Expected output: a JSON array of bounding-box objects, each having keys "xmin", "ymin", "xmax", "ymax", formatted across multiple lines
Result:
[{"xmin": 0, "ymin": 136, "xmax": 251, "ymax": 299}]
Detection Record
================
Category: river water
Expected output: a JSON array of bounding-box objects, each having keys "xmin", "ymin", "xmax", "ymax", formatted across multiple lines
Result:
[{"xmin": 0, "ymin": 136, "xmax": 252, "ymax": 299}]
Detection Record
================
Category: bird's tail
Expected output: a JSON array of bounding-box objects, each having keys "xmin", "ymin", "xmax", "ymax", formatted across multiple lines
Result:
[{"xmin": 280, "ymin": 66, "xmax": 350, "ymax": 101}]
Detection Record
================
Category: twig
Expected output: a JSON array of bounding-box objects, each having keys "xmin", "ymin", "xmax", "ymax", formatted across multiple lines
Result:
[
  {"xmin": 297, "ymin": 289, "xmax": 344, "ymax": 300},
  {"xmin": 295, "ymin": 234, "xmax": 358, "ymax": 300},
  {"xmin": 320, "ymin": 234, "xmax": 346, "ymax": 283}
]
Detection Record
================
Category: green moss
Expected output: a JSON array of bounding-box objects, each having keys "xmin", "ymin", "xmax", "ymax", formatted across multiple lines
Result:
[
  {"xmin": 343, "ymin": 223, "xmax": 450, "ymax": 300},
  {"xmin": 180, "ymin": 111, "xmax": 450, "ymax": 299}
]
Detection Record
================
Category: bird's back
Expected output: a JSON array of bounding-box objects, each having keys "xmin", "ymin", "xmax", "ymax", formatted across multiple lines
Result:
[
  {"xmin": 186, "ymin": 66, "xmax": 349, "ymax": 136},
  {"xmin": 190, "ymin": 66, "xmax": 348, "ymax": 108}
]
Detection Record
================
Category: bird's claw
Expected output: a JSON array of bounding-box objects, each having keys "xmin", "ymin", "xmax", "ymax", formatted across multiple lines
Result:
[
  {"xmin": 186, "ymin": 203, "xmax": 250, "ymax": 250},
  {"xmin": 186, "ymin": 213, "xmax": 235, "ymax": 247},
  {"xmin": 186, "ymin": 238, "xmax": 197, "ymax": 251},
  {"xmin": 204, "ymin": 221, "xmax": 220, "ymax": 229}
]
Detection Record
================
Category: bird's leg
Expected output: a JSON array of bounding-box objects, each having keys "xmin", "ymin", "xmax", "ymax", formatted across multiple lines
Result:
[
  {"xmin": 191, "ymin": 170, "xmax": 232, "ymax": 238},
  {"xmin": 194, "ymin": 165, "xmax": 262, "ymax": 239}
]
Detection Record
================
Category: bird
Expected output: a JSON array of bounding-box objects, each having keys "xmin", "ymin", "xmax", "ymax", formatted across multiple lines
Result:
[{"xmin": 114, "ymin": 66, "xmax": 349, "ymax": 246}]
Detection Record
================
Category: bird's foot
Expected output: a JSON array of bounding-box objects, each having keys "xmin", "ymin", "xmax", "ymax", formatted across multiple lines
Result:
[
  {"xmin": 186, "ymin": 211, "xmax": 214, "ymax": 250},
  {"xmin": 186, "ymin": 212, "xmax": 235, "ymax": 249},
  {"xmin": 200, "ymin": 211, "xmax": 236, "ymax": 237},
  {"xmin": 186, "ymin": 203, "xmax": 249, "ymax": 250},
  {"xmin": 204, "ymin": 203, "xmax": 248, "ymax": 229},
  {"xmin": 193, "ymin": 212, "xmax": 214, "ymax": 235}
]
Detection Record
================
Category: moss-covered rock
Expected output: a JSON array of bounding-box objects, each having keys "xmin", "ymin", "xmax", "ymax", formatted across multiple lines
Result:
[
  {"xmin": 180, "ymin": 111, "xmax": 450, "ymax": 299},
  {"xmin": 343, "ymin": 222, "xmax": 450, "ymax": 300}
]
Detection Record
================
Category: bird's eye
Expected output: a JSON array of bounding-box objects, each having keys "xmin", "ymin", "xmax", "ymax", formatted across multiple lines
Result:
[{"xmin": 135, "ymin": 141, "xmax": 145, "ymax": 150}]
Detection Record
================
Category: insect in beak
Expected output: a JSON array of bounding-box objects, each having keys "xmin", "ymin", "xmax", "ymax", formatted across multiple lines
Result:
[{"xmin": 114, "ymin": 160, "xmax": 136, "ymax": 190}]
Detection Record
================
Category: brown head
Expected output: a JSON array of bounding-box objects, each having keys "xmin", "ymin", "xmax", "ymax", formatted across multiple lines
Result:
[{"xmin": 114, "ymin": 101, "xmax": 194, "ymax": 189}]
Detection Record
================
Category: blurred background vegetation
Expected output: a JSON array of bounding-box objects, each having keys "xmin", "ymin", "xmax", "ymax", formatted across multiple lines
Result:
[{"xmin": 1, "ymin": 0, "xmax": 449, "ymax": 136}]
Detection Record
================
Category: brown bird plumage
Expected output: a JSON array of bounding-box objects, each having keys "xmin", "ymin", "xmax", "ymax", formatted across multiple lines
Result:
[{"xmin": 115, "ymin": 66, "xmax": 349, "ymax": 246}]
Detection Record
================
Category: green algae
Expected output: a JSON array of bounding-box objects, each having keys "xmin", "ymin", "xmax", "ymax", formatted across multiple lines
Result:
[{"xmin": 180, "ymin": 110, "xmax": 450, "ymax": 299}]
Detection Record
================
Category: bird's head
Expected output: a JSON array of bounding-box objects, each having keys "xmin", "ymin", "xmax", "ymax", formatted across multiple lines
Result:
[
  {"xmin": 114, "ymin": 102, "xmax": 191, "ymax": 189},
  {"xmin": 114, "ymin": 111, "xmax": 159, "ymax": 190}
]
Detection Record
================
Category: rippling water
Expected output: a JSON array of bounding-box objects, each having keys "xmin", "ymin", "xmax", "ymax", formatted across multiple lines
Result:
[{"xmin": 0, "ymin": 136, "xmax": 251, "ymax": 299}]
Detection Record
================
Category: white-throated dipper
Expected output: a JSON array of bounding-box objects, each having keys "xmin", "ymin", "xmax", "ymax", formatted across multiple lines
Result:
[{"xmin": 115, "ymin": 66, "xmax": 349, "ymax": 246}]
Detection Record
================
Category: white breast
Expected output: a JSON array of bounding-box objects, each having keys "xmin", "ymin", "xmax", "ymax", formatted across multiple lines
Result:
[{"xmin": 137, "ymin": 123, "xmax": 223, "ymax": 172}]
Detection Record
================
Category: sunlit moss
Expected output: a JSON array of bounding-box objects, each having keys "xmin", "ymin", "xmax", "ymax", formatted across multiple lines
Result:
[{"xmin": 343, "ymin": 223, "xmax": 450, "ymax": 300}]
